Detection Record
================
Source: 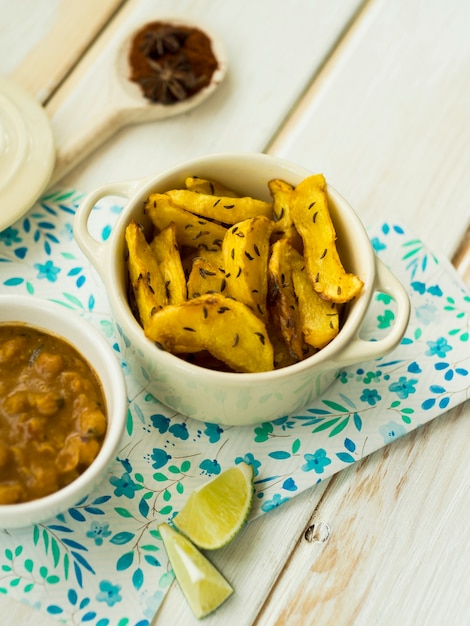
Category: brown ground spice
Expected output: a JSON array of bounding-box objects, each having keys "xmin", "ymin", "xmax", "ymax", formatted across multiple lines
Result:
[{"xmin": 128, "ymin": 21, "xmax": 219, "ymax": 104}]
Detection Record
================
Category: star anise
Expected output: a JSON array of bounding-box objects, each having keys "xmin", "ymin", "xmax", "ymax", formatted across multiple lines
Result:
[
  {"xmin": 139, "ymin": 25, "xmax": 188, "ymax": 58},
  {"xmin": 136, "ymin": 55, "xmax": 198, "ymax": 104}
]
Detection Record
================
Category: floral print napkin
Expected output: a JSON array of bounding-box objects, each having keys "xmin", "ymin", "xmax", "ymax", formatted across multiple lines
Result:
[{"xmin": 0, "ymin": 190, "xmax": 468, "ymax": 625}]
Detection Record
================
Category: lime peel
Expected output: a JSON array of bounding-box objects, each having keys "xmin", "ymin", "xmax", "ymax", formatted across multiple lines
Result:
[
  {"xmin": 173, "ymin": 462, "xmax": 255, "ymax": 550},
  {"xmin": 158, "ymin": 522, "xmax": 233, "ymax": 619}
]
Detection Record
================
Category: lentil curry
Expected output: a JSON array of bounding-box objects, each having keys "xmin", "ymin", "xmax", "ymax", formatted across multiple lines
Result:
[{"xmin": 0, "ymin": 323, "xmax": 107, "ymax": 505}]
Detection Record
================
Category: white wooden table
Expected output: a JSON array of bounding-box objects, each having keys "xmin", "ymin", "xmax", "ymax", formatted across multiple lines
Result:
[{"xmin": 1, "ymin": 0, "xmax": 469, "ymax": 624}]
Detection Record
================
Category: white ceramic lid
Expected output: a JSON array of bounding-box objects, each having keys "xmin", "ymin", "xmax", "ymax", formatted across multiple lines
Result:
[{"xmin": 0, "ymin": 77, "xmax": 55, "ymax": 232}]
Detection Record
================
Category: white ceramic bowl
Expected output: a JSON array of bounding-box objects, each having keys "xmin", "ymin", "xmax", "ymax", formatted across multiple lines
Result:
[
  {"xmin": 74, "ymin": 153, "xmax": 410, "ymax": 426},
  {"xmin": 0, "ymin": 296, "xmax": 127, "ymax": 529}
]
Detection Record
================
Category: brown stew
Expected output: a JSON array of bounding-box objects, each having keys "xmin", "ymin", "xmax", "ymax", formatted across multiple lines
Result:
[{"xmin": 0, "ymin": 324, "xmax": 107, "ymax": 504}]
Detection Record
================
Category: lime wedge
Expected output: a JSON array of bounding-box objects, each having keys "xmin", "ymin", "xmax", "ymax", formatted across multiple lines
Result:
[
  {"xmin": 173, "ymin": 462, "xmax": 254, "ymax": 550},
  {"xmin": 159, "ymin": 522, "xmax": 233, "ymax": 619}
]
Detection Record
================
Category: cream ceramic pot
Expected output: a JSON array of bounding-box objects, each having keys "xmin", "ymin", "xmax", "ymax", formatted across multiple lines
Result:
[
  {"xmin": 0, "ymin": 296, "xmax": 127, "ymax": 529},
  {"xmin": 74, "ymin": 153, "xmax": 410, "ymax": 426}
]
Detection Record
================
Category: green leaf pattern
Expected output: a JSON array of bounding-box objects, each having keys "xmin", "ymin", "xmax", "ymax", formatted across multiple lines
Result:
[{"xmin": 0, "ymin": 199, "xmax": 469, "ymax": 624}]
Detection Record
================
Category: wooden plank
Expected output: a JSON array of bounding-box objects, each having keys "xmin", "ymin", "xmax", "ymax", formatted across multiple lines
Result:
[
  {"xmin": 47, "ymin": 0, "xmax": 367, "ymax": 192},
  {"xmin": 4, "ymin": 0, "xmax": 126, "ymax": 102},
  {"xmin": 256, "ymin": 403, "xmax": 470, "ymax": 626},
  {"xmin": 269, "ymin": 0, "xmax": 470, "ymax": 258},
  {"xmin": 257, "ymin": 0, "xmax": 470, "ymax": 622}
]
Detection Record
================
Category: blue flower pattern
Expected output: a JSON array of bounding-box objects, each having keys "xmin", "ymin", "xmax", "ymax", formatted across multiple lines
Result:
[
  {"xmin": 86, "ymin": 522, "xmax": 112, "ymax": 546},
  {"xmin": 0, "ymin": 198, "xmax": 469, "ymax": 625},
  {"xmin": 301, "ymin": 449, "xmax": 332, "ymax": 473}
]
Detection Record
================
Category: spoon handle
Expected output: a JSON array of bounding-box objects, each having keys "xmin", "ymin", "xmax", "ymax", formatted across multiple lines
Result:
[{"xmin": 49, "ymin": 108, "xmax": 128, "ymax": 187}]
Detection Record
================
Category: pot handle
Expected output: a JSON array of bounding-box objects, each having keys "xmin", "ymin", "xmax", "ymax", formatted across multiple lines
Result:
[
  {"xmin": 73, "ymin": 179, "xmax": 141, "ymax": 280},
  {"xmin": 337, "ymin": 258, "xmax": 411, "ymax": 365}
]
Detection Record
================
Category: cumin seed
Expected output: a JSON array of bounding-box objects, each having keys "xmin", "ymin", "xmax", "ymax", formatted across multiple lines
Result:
[
  {"xmin": 232, "ymin": 333, "xmax": 239, "ymax": 347},
  {"xmin": 236, "ymin": 267, "xmax": 242, "ymax": 278},
  {"xmin": 224, "ymin": 204, "xmax": 235, "ymax": 209},
  {"xmin": 183, "ymin": 327, "xmax": 196, "ymax": 332},
  {"xmin": 213, "ymin": 198, "xmax": 221, "ymax": 206},
  {"xmin": 254, "ymin": 332, "xmax": 266, "ymax": 345},
  {"xmin": 203, "ymin": 306, "xmax": 208, "ymax": 319},
  {"xmin": 275, "ymin": 207, "xmax": 285, "ymax": 221},
  {"xmin": 320, "ymin": 248, "xmax": 327, "ymax": 259},
  {"xmin": 199, "ymin": 267, "xmax": 216, "ymax": 278},
  {"xmin": 253, "ymin": 244, "xmax": 260, "ymax": 256},
  {"xmin": 218, "ymin": 306, "xmax": 230, "ymax": 314},
  {"xmin": 313, "ymin": 211, "xmax": 318, "ymax": 223},
  {"xmin": 245, "ymin": 251, "xmax": 254, "ymax": 261}
]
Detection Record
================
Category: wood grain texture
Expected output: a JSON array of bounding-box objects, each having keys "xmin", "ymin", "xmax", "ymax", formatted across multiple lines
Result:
[
  {"xmin": 49, "ymin": 0, "xmax": 366, "ymax": 192},
  {"xmin": 4, "ymin": 0, "xmax": 126, "ymax": 103},
  {"xmin": 269, "ymin": 0, "xmax": 470, "ymax": 258},
  {"xmin": 260, "ymin": 0, "xmax": 470, "ymax": 622},
  {"xmin": 256, "ymin": 402, "xmax": 470, "ymax": 626}
]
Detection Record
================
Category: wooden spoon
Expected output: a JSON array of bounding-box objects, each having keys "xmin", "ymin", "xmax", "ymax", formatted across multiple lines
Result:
[{"xmin": 48, "ymin": 14, "xmax": 227, "ymax": 186}]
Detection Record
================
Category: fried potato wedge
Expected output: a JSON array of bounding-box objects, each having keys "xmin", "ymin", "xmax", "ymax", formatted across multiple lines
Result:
[
  {"xmin": 165, "ymin": 189, "xmax": 273, "ymax": 225},
  {"xmin": 181, "ymin": 247, "xmax": 225, "ymax": 278},
  {"xmin": 290, "ymin": 174, "xmax": 363, "ymax": 303},
  {"xmin": 187, "ymin": 257, "xmax": 228, "ymax": 299},
  {"xmin": 129, "ymin": 172, "xmax": 360, "ymax": 373},
  {"xmin": 184, "ymin": 176, "xmax": 239, "ymax": 198},
  {"xmin": 268, "ymin": 238, "xmax": 305, "ymax": 361},
  {"xmin": 150, "ymin": 223, "xmax": 187, "ymax": 305},
  {"xmin": 268, "ymin": 179, "xmax": 303, "ymax": 251},
  {"xmin": 267, "ymin": 324, "xmax": 300, "ymax": 370},
  {"xmin": 222, "ymin": 215, "xmax": 275, "ymax": 322},
  {"xmin": 146, "ymin": 193, "xmax": 226, "ymax": 251},
  {"xmin": 290, "ymin": 248, "xmax": 340, "ymax": 349},
  {"xmin": 125, "ymin": 221, "xmax": 167, "ymax": 329},
  {"xmin": 145, "ymin": 294, "xmax": 274, "ymax": 373}
]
